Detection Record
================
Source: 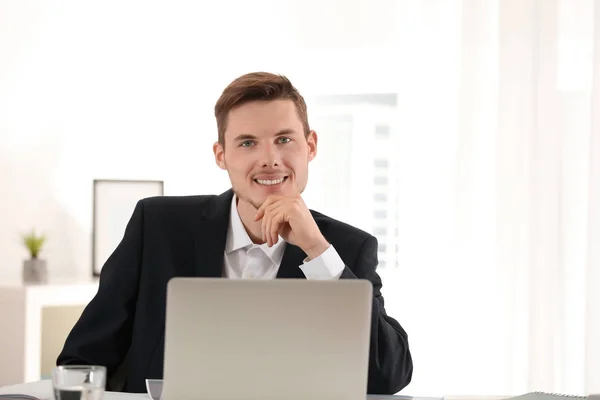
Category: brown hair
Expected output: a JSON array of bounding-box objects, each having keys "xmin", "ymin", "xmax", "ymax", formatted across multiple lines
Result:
[{"xmin": 214, "ymin": 72, "xmax": 310, "ymax": 147}]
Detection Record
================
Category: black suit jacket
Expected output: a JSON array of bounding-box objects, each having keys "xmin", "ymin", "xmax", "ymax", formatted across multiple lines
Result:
[{"xmin": 57, "ymin": 189, "xmax": 413, "ymax": 394}]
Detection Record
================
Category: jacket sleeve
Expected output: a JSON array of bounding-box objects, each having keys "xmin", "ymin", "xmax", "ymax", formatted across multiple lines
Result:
[
  {"xmin": 56, "ymin": 200, "xmax": 144, "ymax": 379},
  {"xmin": 339, "ymin": 235, "xmax": 413, "ymax": 395}
]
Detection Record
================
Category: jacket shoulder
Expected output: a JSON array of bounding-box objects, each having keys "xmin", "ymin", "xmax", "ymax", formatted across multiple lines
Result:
[{"xmin": 127, "ymin": 195, "xmax": 225, "ymax": 238}]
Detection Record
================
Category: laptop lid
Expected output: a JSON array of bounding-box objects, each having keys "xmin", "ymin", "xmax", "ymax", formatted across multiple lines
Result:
[{"xmin": 162, "ymin": 278, "xmax": 373, "ymax": 400}]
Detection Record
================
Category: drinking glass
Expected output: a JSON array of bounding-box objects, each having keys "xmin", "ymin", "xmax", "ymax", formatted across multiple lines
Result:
[{"xmin": 52, "ymin": 365, "xmax": 106, "ymax": 400}]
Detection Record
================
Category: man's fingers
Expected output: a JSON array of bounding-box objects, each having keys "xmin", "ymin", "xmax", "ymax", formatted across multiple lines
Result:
[
  {"xmin": 262, "ymin": 204, "xmax": 284, "ymax": 246},
  {"xmin": 270, "ymin": 206, "xmax": 285, "ymax": 247},
  {"xmin": 262, "ymin": 205, "xmax": 274, "ymax": 245},
  {"xmin": 254, "ymin": 196, "xmax": 280, "ymax": 221},
  {"xmin": 270, "ymin": 212, "xmax": 280, "ymax": 246},
  {"xmin": 260, "ymin": 203, "xmax": 267, "ymax": 242}
]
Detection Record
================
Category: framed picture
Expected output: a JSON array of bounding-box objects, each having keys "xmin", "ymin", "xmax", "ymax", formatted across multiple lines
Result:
[{"xmin": 92, "ymin": 179, "xmax": 164, "ymax": 277}]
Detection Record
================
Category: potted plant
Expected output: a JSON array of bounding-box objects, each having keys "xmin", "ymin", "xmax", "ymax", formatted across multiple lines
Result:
[{"xmin": 22, "ymin": 229, "xmax": 48, "ymax": 284}]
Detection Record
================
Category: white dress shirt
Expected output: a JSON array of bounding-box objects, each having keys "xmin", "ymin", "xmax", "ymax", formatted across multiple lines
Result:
[{"xmin": 222, "ymin": 194, "xmax": 345, "ymax": 280}]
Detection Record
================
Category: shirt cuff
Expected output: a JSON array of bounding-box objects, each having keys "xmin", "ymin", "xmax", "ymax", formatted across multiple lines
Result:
[{"xmin": 299, "ymin": 245, "xmax": 345, "ymax": 280}]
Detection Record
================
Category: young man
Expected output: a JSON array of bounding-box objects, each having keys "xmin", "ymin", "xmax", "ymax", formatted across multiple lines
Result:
[{"xmin": 57, "ymin": 72, "xmax": 413, "ymax": 395}]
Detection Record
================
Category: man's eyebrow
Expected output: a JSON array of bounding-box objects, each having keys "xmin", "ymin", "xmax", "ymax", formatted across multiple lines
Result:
[
  {"xmin": 274, "ymin": 129, "xmax": 297, "ymax": 137},
  {"xmin": 233, "ymin": 134, "xmax": 257, "ymax": 142},
  {"xmin": 233, "ymin": 129, "xmax": 298, "ymax": 142}
]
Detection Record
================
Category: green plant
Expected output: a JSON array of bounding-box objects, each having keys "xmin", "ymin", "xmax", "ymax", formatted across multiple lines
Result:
[{"xmin": 22, "ymin": 229, "xmax": 46, "ymax": 259}]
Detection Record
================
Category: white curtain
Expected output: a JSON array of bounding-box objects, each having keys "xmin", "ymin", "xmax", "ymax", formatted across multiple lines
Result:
[{"xmin": 301, "ymin": 0, "xmax": 600, "ymax": 396}]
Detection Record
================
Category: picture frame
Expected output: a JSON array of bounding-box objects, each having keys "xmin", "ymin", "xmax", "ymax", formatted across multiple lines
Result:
[{"xmin": 92, "ymin": 179, "xmax": 164, "ymax": 277}]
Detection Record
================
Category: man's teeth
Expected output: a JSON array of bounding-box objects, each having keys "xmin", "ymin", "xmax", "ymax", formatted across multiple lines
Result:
[{"xmin": 256, "ymin": 178, "xmax": 285, "ymax": 185}]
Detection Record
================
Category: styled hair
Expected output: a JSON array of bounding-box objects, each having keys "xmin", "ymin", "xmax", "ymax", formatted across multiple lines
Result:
[{"xmin": 214, "ymin": 72, "xmax": 310, "ymax": 146}]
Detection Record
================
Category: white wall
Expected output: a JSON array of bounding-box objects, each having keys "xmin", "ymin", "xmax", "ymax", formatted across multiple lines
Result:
[{"xmin": 0, "ymin": 0, "xmax": 400, "ymax": 283}]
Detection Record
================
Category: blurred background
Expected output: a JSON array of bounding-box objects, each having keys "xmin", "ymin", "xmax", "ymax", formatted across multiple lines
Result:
[{"xmin": 1, "ymin": 0, "xmax": 599, "ymax": 397}]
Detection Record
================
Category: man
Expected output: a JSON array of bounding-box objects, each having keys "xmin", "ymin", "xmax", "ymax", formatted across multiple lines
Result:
[{"xmin": 57, "ymin": 72, "xmax": 413, "ymax": 394}]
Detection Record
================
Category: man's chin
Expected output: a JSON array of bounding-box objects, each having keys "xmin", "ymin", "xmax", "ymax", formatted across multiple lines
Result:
[
  {"xmin": 232, "ymin": 189, "xmax": 260, "ymax": 210},
  {"xmin": 234, "ymin": 183, "xmax": 297, "ymax": 209}
]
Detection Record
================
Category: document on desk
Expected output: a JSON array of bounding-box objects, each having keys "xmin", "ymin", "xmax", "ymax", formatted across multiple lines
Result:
[
  {"xmin": 506, "ymin": 393, "xmax": 587, "ymax": 400},
  {"xmin": 0, "ymin": 380, "xmax": 53, "ymax": 400}
]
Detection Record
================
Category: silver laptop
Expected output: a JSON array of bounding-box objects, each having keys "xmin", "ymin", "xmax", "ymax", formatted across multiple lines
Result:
[{"xmin": 161, "ymin": 278, "xmax": 373, "ymax": 400}]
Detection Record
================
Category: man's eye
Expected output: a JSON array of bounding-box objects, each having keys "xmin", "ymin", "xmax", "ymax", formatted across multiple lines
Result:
[
  {"xmin": 240, "ymin": 141, "xmax": 254, "ymax": 147},
  {"xmin": 278, "ymin": 137, "xmax": 292, "ymax": 144}
]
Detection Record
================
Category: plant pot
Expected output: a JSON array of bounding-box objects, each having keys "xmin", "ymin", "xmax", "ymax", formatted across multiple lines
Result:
[{"xmin": 23, "ymin": 258, "xmax": 48, "ymax": 284}]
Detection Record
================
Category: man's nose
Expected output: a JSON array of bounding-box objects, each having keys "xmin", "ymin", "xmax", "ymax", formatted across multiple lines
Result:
[{"xmin": 259, "ymin": 143, "xmax": 280, "ymax": 168}]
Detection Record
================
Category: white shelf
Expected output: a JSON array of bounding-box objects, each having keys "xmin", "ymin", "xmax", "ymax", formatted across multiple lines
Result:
[{"xmin": 0, "ymin": 280, "xmax": 99, "ymax": 386}]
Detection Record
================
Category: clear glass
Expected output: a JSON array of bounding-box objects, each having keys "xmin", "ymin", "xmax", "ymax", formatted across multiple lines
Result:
[{"xmin": 52, "ymin": 365, "xmax": 106, "ymax": 400}]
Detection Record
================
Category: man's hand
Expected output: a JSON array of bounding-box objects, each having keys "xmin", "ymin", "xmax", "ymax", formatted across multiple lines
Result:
[{"xmin": 254, "ymin": 195, "xmax": 330, "ymax": 260}]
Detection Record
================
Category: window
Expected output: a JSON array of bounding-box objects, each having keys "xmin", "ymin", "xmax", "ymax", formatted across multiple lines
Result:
[
  {"xmin": 374, "ymin": 159, "xmax": 389, "ymax": 168},
  {"xmin": 375, "ymin": 124, "xmax": 391, "ymax": 138},
  {"xmin": 374, "ymin": 210, "xmax": 387, "ymax": 219},
  {"xmin": 374, "ymin": 176, "xmax": 388, "ymax": 185},
  {"xmin": 311, "ymin": 93, "xmax": 400, "ymax": 269},
  {"xmin": 374, "ymin": 193, "xmax": 388, "ymax": 202},
  {"xmin": 373, "ymin": 227, "xmax": 387, "ymax": 236}
]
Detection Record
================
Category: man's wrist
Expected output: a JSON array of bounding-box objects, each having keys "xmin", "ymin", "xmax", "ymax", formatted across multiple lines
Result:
[{"xmin": 303, "ymin": 237, "xmax": 330, "ymax": 261}]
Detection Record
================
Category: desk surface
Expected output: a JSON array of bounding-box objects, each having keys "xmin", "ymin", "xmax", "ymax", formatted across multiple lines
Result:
[
  {"xmin": 0, "ymin": 379, "xmax": 510, "ymax": 400},
  {"xmin": 0, "ymin": 380, "xmax": 145, "ymax": 400}
]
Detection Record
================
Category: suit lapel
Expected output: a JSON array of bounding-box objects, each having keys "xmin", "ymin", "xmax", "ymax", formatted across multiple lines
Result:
[
  {"xmin": 276, "ymin": 244, "xmax": 308, "ymax": 279},
  {"xmin": 194, "ymin": 189, "xmax": 234, "ymax": 277}
]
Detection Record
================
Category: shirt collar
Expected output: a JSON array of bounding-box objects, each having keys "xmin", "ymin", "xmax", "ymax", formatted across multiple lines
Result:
[{"xmin": 225, "ymin": 194, "xmax": 286, "ymax": 266}]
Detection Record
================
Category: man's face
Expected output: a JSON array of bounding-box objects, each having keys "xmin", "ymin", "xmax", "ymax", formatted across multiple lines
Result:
[{"xmin": 213, "ymin": 99, "xmax": 317, "ymax": 209}]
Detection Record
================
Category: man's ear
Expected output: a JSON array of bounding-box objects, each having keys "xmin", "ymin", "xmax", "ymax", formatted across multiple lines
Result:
[
  {"xmin": 213, "ymin": 142, "xmax": 227, "ymax": 170},
  {"xmin": 306, "ymin": 130, "xmax": 318, "ymax": 162}
]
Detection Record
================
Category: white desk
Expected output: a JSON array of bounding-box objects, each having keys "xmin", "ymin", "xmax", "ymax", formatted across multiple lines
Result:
[
  {"xmin": 0, "ymin": 379, "xmax": 510, "ymax": 400},
  {"xmin": 0, "ymin": 281, "xmax": 99, "ymax": 386},
  {"xmin": 0, "ymin": 380, "xmax": 145, "ymax": 400}
]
